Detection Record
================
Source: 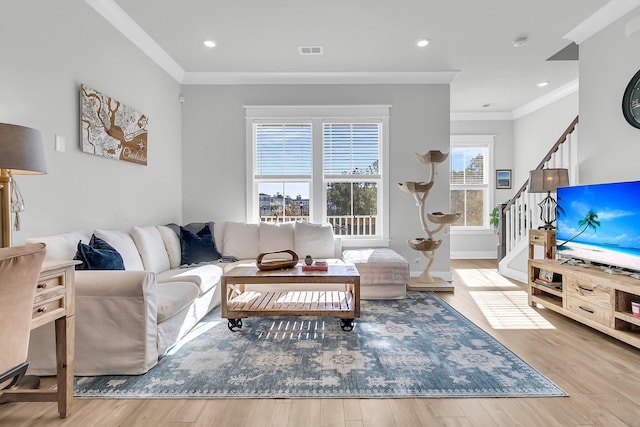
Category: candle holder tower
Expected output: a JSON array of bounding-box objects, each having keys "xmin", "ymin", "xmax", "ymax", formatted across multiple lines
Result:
[{"xmin": 398, "ymin": 150, "xmax": 460, "ymax": 291}]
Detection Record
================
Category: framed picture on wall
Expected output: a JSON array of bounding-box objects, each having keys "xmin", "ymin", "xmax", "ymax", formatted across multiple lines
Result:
[{"xmin": 496, "ymin": 169, "xmax": 512, "ymax": 189}]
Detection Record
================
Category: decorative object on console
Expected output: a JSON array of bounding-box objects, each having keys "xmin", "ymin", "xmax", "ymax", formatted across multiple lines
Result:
[
  {"xmin": 528, "ymin": 168, "xmax": 569, "ymax": 230},
  {"xmin": 256, "ymin": 249, "xmax": 299, "ymax": 270},
  {"xmin": 632, "ymin": 301, "xmax": 640, "ymax": 318},
  {"xmin": 80, "ymin": 84, "xmax": 148, "ymax": 166},
  {"xmin": 622, "ymin": 68, "xmax": 640, "ymax": 129},
  {"xmin": 0, "ymin": 123, "xmax": 47, "ymax": 247},
  {"xmin": 304, "ymin": 254, "xmax": 313, "ymax": 265},
  {"xmin": 399, "ymin": 150, "xmax": 460, "ymax": 291}
]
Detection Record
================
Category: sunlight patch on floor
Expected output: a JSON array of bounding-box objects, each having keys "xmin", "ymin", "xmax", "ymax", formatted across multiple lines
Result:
[
  {"xmin": 469, "ymin": 290, "xmax": 556, "ymax": 330},
  {"xmin": 456, "ymin": 268, "xmax": 519, "ymax": 288},
  {"xmin": 166, "ymin": 319, "xmax": 224, "ymax": 355}
]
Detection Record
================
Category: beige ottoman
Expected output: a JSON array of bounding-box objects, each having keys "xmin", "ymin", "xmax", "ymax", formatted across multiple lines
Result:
[{"xmin": 342, "ymin": 248, "xmax": 409, "ymax": 299}]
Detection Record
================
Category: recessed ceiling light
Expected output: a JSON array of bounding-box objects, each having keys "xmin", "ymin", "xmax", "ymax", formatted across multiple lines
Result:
[
  {"xmin": 203, "ymin": 40, "xmax": 216, "ymax": 48},
  {"xmin": 482, "ymin": 103, "xmax": 492, "ymax": 108},
  {"xmin": 416, "ymin": 39, "xmax": 430, "ymax": 48},
  {"xmin": 537, "ymin": 81, "xmax": 549, "ymax": 87}
]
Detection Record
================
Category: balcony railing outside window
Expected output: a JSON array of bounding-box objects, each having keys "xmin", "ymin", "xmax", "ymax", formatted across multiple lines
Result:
[{"xmin": 259, "ymin": 215, "xmax": 377, "ymax": 237}]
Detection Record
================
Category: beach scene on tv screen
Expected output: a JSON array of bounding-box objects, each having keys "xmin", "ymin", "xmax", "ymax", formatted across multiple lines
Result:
[{"xmin": 556, "ymin": 181, "xmax": 640, "ymax": 272}]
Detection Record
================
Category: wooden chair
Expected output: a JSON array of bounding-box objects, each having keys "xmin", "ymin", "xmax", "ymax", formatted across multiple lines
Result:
[{"xmin": 0, "ymin": 243, "xmax": 46, "ymax": 391}]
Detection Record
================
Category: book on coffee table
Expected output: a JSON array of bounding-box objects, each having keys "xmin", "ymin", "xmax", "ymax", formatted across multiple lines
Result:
[{"xmin": 302, "ymin": 263, "xmax": 328, "ymax": 271}]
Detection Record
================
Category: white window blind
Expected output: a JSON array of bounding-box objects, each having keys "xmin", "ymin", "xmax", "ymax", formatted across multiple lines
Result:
[
  {"xmin": 323, "ymin": 123, "xmax": 380, "ymax": 176},
  {"xmin": 450, "ymin": 147, "xmax": 485, "ymax": 185},
  {"xmin": 255, "ymin": 124, "xmax": 312, "ymax": 177}
]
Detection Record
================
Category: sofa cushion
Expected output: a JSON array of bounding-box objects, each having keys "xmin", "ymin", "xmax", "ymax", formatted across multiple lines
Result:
[
  {"xmin": 94, "ymin": 229, "xmax": 144, "ymax": 271},
  {"xmin": 131, "ymin": 226, "xmax": 171, "ymax": 273},
  {"xmin": 157, "ymin": 225, "xmax": 182, "ymax": 269},
  {"xmin": 74, "ymin": 234, "xmax": 125, "ymax": 270},
  {"xmin": 156, "ymin": 281, "xmax": 199, "ymax": 323},
  {"xmin": 26, "ymin": 230, "xmax": 91, "ymax": 262},
  {"xmin": 295, "ymin": 222, "xmax": 335, "ymax": 259},
  {"xmin": 259, "ymin": 222, "xmax": 295, "ymax": 260},
  {"xmin": 180, "ymin": 225, "xmax": 221, "ymax": 265},
  {"xmin": 156, "ymin": 263, "xmax": 223, "ymax": 296},
  {"xmin": 222, "ymin": 222, "xmax": 260, "ymax": 260}
]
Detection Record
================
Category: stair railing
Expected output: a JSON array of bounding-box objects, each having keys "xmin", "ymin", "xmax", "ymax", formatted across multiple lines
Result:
[{"xmin": 498, "ymin": 116, "xmax": 579, "ymax": 263}]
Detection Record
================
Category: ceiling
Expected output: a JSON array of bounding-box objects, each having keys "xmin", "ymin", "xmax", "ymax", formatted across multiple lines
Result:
[{"xmin": 96, "ymin": 0, "xmax": 630, "ymax": 114}]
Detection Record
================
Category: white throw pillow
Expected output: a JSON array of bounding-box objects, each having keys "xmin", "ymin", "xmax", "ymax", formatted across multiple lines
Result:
[
  {"xmin": 259, "ymin": 222, "xmax": 296, "ymax": 260},
  {"xmin": 222, "ymin": 222, "xmax": 260, "ymax": 260},
  {"xmin": 295, "ymin": 222, "xmax": 336, "ymax": 259},
  {"xmin": 94, "ymin": 229, "xmax": 144, "ymax": 271},
  {"xmin": 26, "ymin": 230, "xmax": 91, "ymax": 262},
  {"xmin": 157, "ymin": 225, "xmax": 182, "ymax": 269},
  {"xmin": 131, "ymin": 226, "xmax": 171, "ymax": 273}
]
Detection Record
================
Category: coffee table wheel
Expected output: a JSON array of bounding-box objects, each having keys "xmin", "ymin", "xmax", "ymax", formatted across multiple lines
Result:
[
  {"xmin": 340, "ymin": 318, "xmax": 355, "ymax": 331},
  {"xmin": 228, "ymin": 318, "xmax": 243, "ymax": 331}
]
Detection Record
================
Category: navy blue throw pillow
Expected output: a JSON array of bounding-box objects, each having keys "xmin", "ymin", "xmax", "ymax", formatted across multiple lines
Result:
[
  {"xmin": 180, "ymin": 224, "xmax": 222, "ymax": 265},
  {"xmin": 74, "ymin": 234, "xmax": 125, "ymax": 270}
]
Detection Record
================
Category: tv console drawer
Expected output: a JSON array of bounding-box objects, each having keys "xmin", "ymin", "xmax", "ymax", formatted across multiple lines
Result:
[
  {"xmin": 565, "ymin": 275, "xmax": 611, "ymax": 308},
  {"xmin": 566, "ymin": 296, "xmax": 611, "ymax": 326}
]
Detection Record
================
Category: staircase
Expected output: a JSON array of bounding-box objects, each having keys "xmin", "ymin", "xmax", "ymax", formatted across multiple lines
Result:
[{"xmin": 497, "ymin": 116, "xmax": 579, "ymax": 283}]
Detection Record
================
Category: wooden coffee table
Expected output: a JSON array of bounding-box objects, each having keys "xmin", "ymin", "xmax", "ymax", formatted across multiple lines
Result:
[{"xmin": 221, "ymin": 263, "xmax": 360, "ymax": 331}]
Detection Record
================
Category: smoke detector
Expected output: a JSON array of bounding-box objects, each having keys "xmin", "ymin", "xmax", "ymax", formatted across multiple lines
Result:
[{"xmin": 512, "ymin": 36, "xmax": 528, "ymax": 48}]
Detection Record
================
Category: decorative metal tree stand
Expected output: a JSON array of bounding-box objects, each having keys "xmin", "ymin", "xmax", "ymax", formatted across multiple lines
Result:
[{"xmin": 398, "ymin": 150, "xmax": 460, "ymax": 291}]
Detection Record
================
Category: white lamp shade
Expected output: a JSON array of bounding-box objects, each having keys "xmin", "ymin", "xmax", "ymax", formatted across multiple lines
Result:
[{"xmin": 0, "ymin": 123, "xmax": 47, "ymax": 174}]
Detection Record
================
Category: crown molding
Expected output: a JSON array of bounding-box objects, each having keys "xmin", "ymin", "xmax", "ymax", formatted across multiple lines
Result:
[
  {"xmin": 564, "ymin": 0, "xmax": 640, "ymax": 44},
  {"xmin": 84, "ymin": 0, "xmax": 458, "ymax": 86},
  {"xmin": 450, "ymin": 112, "xmax": 514, "ymax": 121},
  {"xmin": 182, "ymin": 71, "xmax": 460, "ymax": 85},
  {"xmin": 85, "ymin": 0, "xmax": 185, "ymax": 82},
  {"xmin": 512, "ymin": 79, "xmax": 579, "ymax": 119}
]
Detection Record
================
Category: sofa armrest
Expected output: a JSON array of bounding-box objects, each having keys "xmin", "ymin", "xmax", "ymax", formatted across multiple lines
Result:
[{"xmin": 28, "ymin": 270, "xmax": 160, "ymax": 376}]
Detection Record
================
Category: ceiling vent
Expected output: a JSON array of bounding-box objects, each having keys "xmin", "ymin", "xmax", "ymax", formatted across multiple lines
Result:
[{"xmin": 299, "ymin": 46, "xmax": 323, "ymax": 56}]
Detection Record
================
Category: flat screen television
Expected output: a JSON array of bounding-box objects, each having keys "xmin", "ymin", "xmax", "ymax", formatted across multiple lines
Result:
[{"xmin": 556, "ymin": 180, "xmax": 640, "ymax": 273}]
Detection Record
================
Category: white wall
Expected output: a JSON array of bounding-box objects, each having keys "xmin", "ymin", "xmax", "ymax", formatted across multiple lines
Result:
[
  {"xmin": 180, "ymin": 84, "xmax": 453, "ymax": 277},
  {"xmin": 449, "ymin": 119, "xmax": 514, "ymax": 258},
  {"xmin": 579, "ymin": 7, "xmax": 640, "ymax": 185},
  {"xmin": 513, "ymin": 92, "xmax": 579, "ymax": 186},
  {"xmin": 1, "ymin": 0, "xmax": 183, "ymax": 243}
]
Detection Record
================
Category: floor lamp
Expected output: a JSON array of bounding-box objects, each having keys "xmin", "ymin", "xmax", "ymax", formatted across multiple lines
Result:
[
  {"xmin": 0, "ymin": 124, "xmax": 47, "ymax": 248},
  {"xmin": 528, "ymin": 168, "xmax": 569, "ymax": 230}
]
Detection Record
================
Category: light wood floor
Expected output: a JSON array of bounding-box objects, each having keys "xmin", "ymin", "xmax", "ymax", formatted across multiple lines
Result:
[{"xmin": 2, "ymin": 259, "xmax": 640, "ymax": 426}]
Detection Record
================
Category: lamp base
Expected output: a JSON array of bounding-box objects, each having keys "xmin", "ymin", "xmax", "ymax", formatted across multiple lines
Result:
[{"xmin": 538, "ymin": 224, "xmax": 556, "ymax": 231}]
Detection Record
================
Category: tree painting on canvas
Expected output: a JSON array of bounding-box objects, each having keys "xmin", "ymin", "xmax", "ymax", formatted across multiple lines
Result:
[{"xmin": 80, "ymin": 84, "xmax": 148, "ymax": 165}]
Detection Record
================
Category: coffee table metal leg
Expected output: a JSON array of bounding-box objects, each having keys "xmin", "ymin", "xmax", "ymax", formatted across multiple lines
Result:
[{"xmin": 228, "ymin": 318, "xmax": 243, "ymax": 331}]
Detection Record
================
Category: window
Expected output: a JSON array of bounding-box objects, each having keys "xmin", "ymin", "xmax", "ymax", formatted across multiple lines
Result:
[
  {"xmin": 245, "ymin": 106, "xmax": 390, "ymax": 241},
  {"xmin": 324, "ymin": 123, "xmax": 381, "ymax": 236},
  {"xmin": 450, "ymin": 135, "xmax": 494, "ymax": 230},
  {"xmin": 254, "ymin": 123, "xmax": 312, "ymax": 221}
]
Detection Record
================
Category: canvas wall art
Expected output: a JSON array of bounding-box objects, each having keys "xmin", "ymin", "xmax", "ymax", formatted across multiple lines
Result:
[{"xmin": 80, "ymin": 84, "xmax": 148, "ymax": 165}]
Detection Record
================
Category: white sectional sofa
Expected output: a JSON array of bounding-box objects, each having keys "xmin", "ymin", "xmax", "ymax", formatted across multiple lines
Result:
[{"xmin": 26, "ymin": 220, "xmax": 408, "ymax": 376}]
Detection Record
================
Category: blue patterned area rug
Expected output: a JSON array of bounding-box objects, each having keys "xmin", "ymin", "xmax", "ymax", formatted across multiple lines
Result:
[{"xmin": 74, "ymin": 292, "xmax": 566, "ymax": 399}]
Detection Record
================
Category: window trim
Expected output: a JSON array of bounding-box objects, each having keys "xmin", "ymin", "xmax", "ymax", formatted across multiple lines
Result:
[
  {"xmin": 245, "ymin": 105, "xmax": 390, "ymax": 242},
  {"xmin": 450, "ymin": 134, "xmax": 495, "ymax": 231}
]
